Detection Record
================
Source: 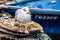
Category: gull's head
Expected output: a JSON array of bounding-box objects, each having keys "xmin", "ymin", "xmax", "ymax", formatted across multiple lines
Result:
[{"xmin": 22, "ymin": 7, "xmax": 31, "ymax": 14}]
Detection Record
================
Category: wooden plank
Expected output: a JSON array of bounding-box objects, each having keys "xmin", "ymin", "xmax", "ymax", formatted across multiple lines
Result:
[
  {"xmin": 0, "ymin": 0, "xmax": 10, "ymax": 4},
  {"xmin": 0, "ymin": 1, "xmax": 4, "ymax": 4}
]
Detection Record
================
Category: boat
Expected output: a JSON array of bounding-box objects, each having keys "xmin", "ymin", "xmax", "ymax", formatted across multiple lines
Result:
[{"xmin": 0, "ymin": 0, "xmax": 60, "ymax": 35}]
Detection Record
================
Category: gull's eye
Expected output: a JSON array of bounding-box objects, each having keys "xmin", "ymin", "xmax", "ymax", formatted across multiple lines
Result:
[{"xmin": 23, "ymin": 9, "xmax": 27, "ymax": 11}]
